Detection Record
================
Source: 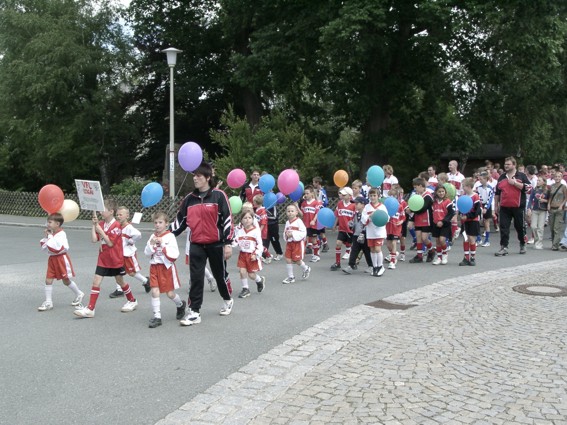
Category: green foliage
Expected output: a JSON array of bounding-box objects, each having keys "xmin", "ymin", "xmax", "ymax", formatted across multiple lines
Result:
[
  {"xmin": 211, "ymin": 108, "xmax": 342, "ymax": 190},
  {"xmin": 109, "ymin": 177, "xmax": 150, "ymax": 196}
]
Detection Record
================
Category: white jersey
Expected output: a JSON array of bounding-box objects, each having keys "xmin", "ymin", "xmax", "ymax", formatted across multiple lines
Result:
[
  {"xmin": 448, "ymin": 172, "xmax": 466, "ymax": 195},
  {"xmin": 233, "ymin": 225, "xmax": 263, "ymax": 256},
  {"xmin": 40, "ymin": 229, "xmax": 69, "ymax": 256},
  {"xmin": 382, "ymin": 175, "xmax": 399, "ymax": 196},
  {"xmin": 361, "ymin": 202, "xmax": 388, "ymax": 239},
  {"xmin": 284, "ymin": 217, "xmax": 307, "ymax": 242},
  {"xmin": 144, "ymin": 231, "xmax": 179, "ymax": 269},
  {"xmin": 121, "ymin": 222, "xmax": 142, "ymax": 258}
]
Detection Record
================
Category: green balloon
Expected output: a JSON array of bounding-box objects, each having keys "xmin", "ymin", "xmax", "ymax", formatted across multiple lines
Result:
[
  {"xmin": 371, "ymin": 209, "xmax": 389, "ymax": 227},
  {"xmin": 229, "ymin": 196, "xmax": 242, "ymax": 214},
  {"xmin": 443, "ymin": 183, "xmax": 456, "ymax": 200},
  {"xmin": 408, "ymin": 194, "xmax": 424, "ymax": 212}
]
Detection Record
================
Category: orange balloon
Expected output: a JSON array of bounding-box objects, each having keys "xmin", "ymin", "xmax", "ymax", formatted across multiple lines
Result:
[
  {"xmin": 38, "ymin": 184, "xmax": 64, "ymax": 214},
  {"xmin": 333, "ymin": 170, "xmax": 349, "ymax": 188}
]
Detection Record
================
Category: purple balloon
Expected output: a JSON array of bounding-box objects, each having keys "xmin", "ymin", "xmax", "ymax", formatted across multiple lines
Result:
[
  {"xmin": 276, "ymin": 192, "xmax": 286, "ymax": 204},
  {"xmin": 289, "ymin": 184, "xmax": 304, "ymax": 201},
  {"xmin": 178, "ymin": 141, "xmax": 203, "ymax": 172}
]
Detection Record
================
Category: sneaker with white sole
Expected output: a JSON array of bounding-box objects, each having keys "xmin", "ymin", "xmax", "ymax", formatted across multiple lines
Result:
[
  {"xmin": 238, "ymin": 288, "xmax": 251, "ymax": 298},
  {"xmin": 441, "ymin": 254, "xmax": 448, "ymax": 265},
  {"xmin": 256, "ymin": 276, "xmax": 266, "ymax": 293},
  {"xmin": 180, "ymin": 309, "xmax": 201, "ymax": 326},
  {"xmin": 481, "ymin": 241, "xmax": 490, "ymax": 247},
  {"xmin": 342, "ymin": 265, "xmax": 355, "ymax": 274},
  {"xmin": 388, "ymin": 262, "xmax": 396, "ymax": 270},
  {"xmin": 282, "ymin": 276, "xmax": 296, "ymax": 284},
  {"xmin": 38, "ymin": 301, "xmax": 53, "ymax": 311},
  {"xmin": 376, "ymin": 266, "xmax": 385, "ymax": 277},
  {"xmin": 399, "ymin": 253, "xmax": 405, "ymax": 262},
  {"xmin": 364, "ymin": 267, "xmax": 373, "ymax": 273},
  {"xmin": 431, "ymin": 256, "xmax": 442, "ymax": 265},
  {"xmin": 220, "ymin": 298, "xmax": 234, "ymax": 316},
  {"xmin": 121, "ymin": 300, "xmax": 138, "ymax": 312},
  {"xmin": 310, "ymin": 255, "xmax": 320, "ymax": 263},
  {"xmin": 342, "ymin": 253, "xmax": 350, "ymax": 260},
  {"xmin": 261, "ymin": 256, "xmax": 272, "ymax": 264},
  {"xmin": 273, "ymin": 254, "xmax": 282, "ymax": 261},
  {"xmin": 74, "ymin": 306, "xmax": 95, "ymax": 318},
  {"xmin": 321, "ymin": 243, "xmax": 329, "ymax": 253},
  {"xmin": 176, "ymin": 301, "xmax": 186, "ymax": 320},
  {"xmin": 302, "ymin": 266, "xmax": 311, "ymax": 280},
  {"xmin": 208, "ymin": 277, "xmax": 217, "ymax": 292},
  {"xmin": 71, "ymin": 292, "xmax": 84, "ymax": 306}
]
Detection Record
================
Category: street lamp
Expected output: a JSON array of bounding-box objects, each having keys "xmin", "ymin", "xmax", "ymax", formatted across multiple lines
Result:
[{"xmin": 162, "ymin": 47, "xmax": 182, "ymax": 199}]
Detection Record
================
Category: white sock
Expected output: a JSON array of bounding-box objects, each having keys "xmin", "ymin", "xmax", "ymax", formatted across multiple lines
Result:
[
  {"xmin": 134, "ymin": 272, "xmax": 147, "ymax": 283},
  {"xmin": 370, "ymin": 252, "xmax": 378, "ymax": 267},
  {"xmin": 67, "ymin": 281, "xmax": 82, "ymax": 296},
  {"xmin": 255, "ymin": 275, "xmax": 262, "ymax": 283},
  {"xmin": 300, "ymin": 262, "xmax": 308, "ymax": 271},
  {"xmin": 171, "ymin": 293, "xmax": 183, "ymax": 308},
  {"xmin": 205, "ymin": 267, "xmax": 213, "ymax": 280},
  {"xmin": 286, "ymin": 264, "xmax": 294, "ymax": 278},
  {"xmin": 116, "ymin": 283, "xmax": 121, "ymax": 291},
  {"xmin": 151, "ymin": 296, "xmax": 161, "ymax": 318},
  {"xmin": 44, "ymin": 284, "xmax": 53, "ymax": 303},
  {"xmin": 241, "ymin": 278, "xmax": 249, "ymax": 289},
  {"xmin": 376, "ymin": 251, "xmax": 384, "ymax": 267}
]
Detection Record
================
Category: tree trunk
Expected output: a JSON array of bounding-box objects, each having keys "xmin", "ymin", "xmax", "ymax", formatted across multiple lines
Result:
[
  {"xmin": 359, "ymin": 106, "xmax": 391, "ymax": 174},
  {"xmin": 241, "ymin": 87, "xmax": 263, "ymax": 127}
]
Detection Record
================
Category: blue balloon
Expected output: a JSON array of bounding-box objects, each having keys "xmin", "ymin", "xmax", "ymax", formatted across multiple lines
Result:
[
  {"xmin": 289, "ymin": 184, "xmax": 304, "ymax": 201},
  {"xmin": 141, "ymin": 182, "xmax": 163, "ymax": 208},
  {"xmin": 263, "ymin": 192, "xmax": 277, "ymax": 209},
  {"xmin": 317, "ymin": 207, "xmax": 335, "ymax": 228},
  {"xmin": 384, "ymin": 197, "xmax": 399, "ymax": 217},
  {"xmin": 457, "ymin": 195, "xmax": 473, "ymax": 213},
  {"xmin": 367, "ymin": 165, "xmax": 385, "ymax": 187},
  {"xmin": 259, "ymin": 174, "xmax": 275, "ymax": 193}
]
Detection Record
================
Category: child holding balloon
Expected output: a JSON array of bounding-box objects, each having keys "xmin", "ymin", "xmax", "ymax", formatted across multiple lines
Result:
[
  {"xmin": 38, "ymin": 212, "xmax": 84, "ymax": 311},
  {"xmin": 301, "ymin": 186, "xmax": 323, "ymax": 262},
  {"xmin": 430, "ymin": 185, "xmax": 456, "ymax": 265},
  {"xmin": 330, "ymin": 187, "xmax": 355, "ymax": 271},
  {"xmin": 361, "ymin": 188, "xmax": 389, "ymax": 276},
  {"xmin": 342, "ymin": 196, "xmax": 373, "ymax": 274},
  {"xmin": 407, "ymin": 178, "xmax": 435, "ymax": 263},
  {"xmin": 233, "ymin": 210, "xmax": 266, "ymax": 297},
  {"xmin": 385, "ymin": 188, "xmax": 406, "ymax": 269},
  {"xmin": 458, "ymin": 178, "xmax": 482, "ymax": 266},
  {"xmin": 253, "ymin": 194, "xmax": 274, "ymax": 264},
  {"xmin": 282, "ymin": 203, "xmax": 311, "ymax": 284}
]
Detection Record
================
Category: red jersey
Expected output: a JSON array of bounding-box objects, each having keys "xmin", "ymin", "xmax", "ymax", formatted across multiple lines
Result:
[
  {"xmin": 386, "ymin": 200, "xmax": 407, "ymax": 237},
  {"xmin": 301, "ymin": 199, "xmax": 321, "ymax": 229},
  {"xmin": 413, "ymin": 192, "xmax": 434, "ymax": 227},
  {"xmin": 432, "ymin": 199, "xmax": 454, "ymax": 224},
  {"xmin": 254, "ymin": 206, "xmax": 268, "ymax": 239},
  {"xmin": 334, "ymin": 200, "xmax": 356, "ymax": 233},
  {"xmin": 97, "ymin": 219, "xmax": 124, "ymax": 268}
]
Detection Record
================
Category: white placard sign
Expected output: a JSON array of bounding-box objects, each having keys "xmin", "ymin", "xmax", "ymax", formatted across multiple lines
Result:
[{"xmin": 75, "ymin": 179, "xmax": 105, "ymax": 212}]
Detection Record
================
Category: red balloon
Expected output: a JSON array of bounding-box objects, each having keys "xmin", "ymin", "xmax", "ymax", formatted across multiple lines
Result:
[{"xmin": 38, "ymin": 184, "xmax": 64, "ymax": 214}]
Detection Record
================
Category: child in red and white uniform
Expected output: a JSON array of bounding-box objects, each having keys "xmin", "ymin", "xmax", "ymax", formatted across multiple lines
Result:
[
  {"xmin": 459, "ymin": 178, "xmax": 482, "ymax": 266},
  {"xmin": 282, "ymin": 203, "xmax": 311, "ymax": 284},
  {"xmin": 253, "ymin": 194, "xmax": 273, "ymax": 264},
  {"xmin": 74, "ymin": 199, "xmax": 138, "ymax": 318},
  {"xmin": 361, "ymin": 188, "xmax": 388, "ymax": 276},
  {"xmin": 407, "ymin": 178, "xmax": 435, "ymax": 263},
  {"xmin": 233, "ymin": 210, "xmax": 266, "ymax": 298},
  {"xmin": 385, "ymin": 188, "xmax": 406, "ymax": 270},
  {"xmin": 144, "ymin": 211, "xmax": 184, "ymax": 328},
  {"xmin": 330, "ymin": 187, "xmax": 355, "ymax": 270},
  {"xmin": 107, "ymin": 207, "xmax": 151, "ymax": 298},
  {"xmin": 300, "ymin": 185, "xmax": 322, "ymax": 263},
  {"xmin": 38, "ymin": 213, "xmax": 84, "ymax": 311},
  {"xmin": 382, "ymin": 165, "xmax": 399, "ymax": 197},
  {"xmin": 431, "ymin": 185, "xmax": 455, "ymax": 265}
]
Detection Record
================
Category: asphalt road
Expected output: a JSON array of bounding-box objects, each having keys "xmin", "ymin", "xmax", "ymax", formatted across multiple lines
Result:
[{"xmin": 0, "ymin": 222, "xmax": 560, "ymax": 425}]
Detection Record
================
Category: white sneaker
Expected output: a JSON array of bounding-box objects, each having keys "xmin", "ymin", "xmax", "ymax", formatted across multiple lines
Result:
[
  {"xmin": 431, "ymin": 257, "xmax": 441, "ymax": 265},
  {"xmin": 376, "ymin": 266, "xmax": 385, "ymax": 277},
  {"xmin": 441, "ymin": 254, "xmax": 448, "ymax": 265},
  {"xmin": 342, "ymin": 266, "xmax": 354, "ymax": 274},
  {"xmin": 387, "ymin": 262, "xmax": 396, "ymax": 270},
  {"xmin": 453, "ymin": 228, "xmax": 461, "ymax": 239},
  {"xmin": 398, "ymin": 253, "xmax": 405, "ymax": 262},
  {"xmin": 220, "ymin": 298, "xmax": 234, "ymax": 316},
  {"xmin": 273, "ymin": 254, "xmax": 282, "ymax": 261},
  {"xmin": 282, "ymin": 276, "xmax": 296, "ymax": 284},
  {"xmin": 208, "ymin": 277, "xmax": 217, "ymax": 292},
  {"xmin": 364, "ymin": 267, "xmax": 373, "ymax": 274},
  {"xmin": 481, "ymin": 241, "xmax": 491, "ymax": 247},
  {"xmin": 71, "ymin": 292, "xmax": 84, "ymax": 306},
  {"xmin": 310, "ymin": 255, "xmax": 320, "ymax": 263},
  {"xmin": 38, "ymin": 301, "xmax": 53, "ymax": 311},
  {"xmin": 342, "ymin": 253, "xmax": 350, "ymax": 260},
  {"xmin": 121, "ymin": 300, "xmax": 138, "ymax": 312},
  {"xmin": 262, "ymin": 256, "xmax": 272, "ymax": 264},
  {"xmin": 527, "ymin": 239, "xmax": 535, "ymax": 245},
  {"xmin": 180, "ymin": 309, "xmax": 201, "ymax": 326},
  {"xmin": 302, "ymin": 266, "xmax": 311, "ymax": 280},
  {"xmin": 74, "ymin": 306, "xmax": 95, "ymax": 318}
]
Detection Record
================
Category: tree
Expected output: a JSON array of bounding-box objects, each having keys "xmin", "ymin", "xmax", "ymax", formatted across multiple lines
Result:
[{"xmin": 0, "ymin": 0, "xmax": 140, "ymax": 191}]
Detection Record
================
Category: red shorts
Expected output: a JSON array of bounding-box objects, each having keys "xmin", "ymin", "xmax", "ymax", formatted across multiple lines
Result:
[
  {"xmin": 46, "ymin": 254, "xmax": 75, "ymax": 280},
  {"xmin": 285, "ymin": 240, "xmax": 305, "ymax": 262},
  {"xmin": 149, "ymin": 263, "xmax": 180, "ymax": 293},
  {"xmin": 367, "ymin": 238, "xmax": 385, "ymax": 248},
  {"xmin": 123, "ymin": 254, "xmax": 141, "ymax": 274},
  {"xmin": 237, "ymin": 252, "xmax": 262, "ymax": 273}
]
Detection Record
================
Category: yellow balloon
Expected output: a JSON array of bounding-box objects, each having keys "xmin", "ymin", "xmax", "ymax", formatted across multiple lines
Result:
[{"xmin": 58, "ymin": 200, "xmax": 80, "ymax": 222}]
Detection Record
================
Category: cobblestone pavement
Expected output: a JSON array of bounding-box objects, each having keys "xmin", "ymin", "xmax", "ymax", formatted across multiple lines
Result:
[{"xmin": 157, "ymin": 259, "xmax": 567, "ymax": 425}]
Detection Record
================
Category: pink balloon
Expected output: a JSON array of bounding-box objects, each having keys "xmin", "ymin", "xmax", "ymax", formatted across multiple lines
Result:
[
  {"xmin": 277, "ymin": 169, "xmax": 300, "ymax": 195},
  {"xmin": 178, "ymin": 141, "xmax": 203, "ymax": 172},
  {"xmin": 227, "ymin": 168, "xmax": 246, "ymax": 189}
]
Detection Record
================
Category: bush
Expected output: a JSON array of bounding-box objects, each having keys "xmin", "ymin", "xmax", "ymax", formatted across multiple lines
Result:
[{"xmin": 110, "ymin": 177, "xmax": 149, "ymax": 196}]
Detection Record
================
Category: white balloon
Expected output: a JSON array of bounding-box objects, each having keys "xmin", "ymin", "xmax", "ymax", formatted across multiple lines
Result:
[{"xmin": 58, "ymin": 199, "xmax": 80, "ymax": 222}]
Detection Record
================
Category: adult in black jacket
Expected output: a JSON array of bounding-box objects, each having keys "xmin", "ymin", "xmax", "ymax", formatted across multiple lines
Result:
[{"xmin": 171, "ymin": 162, "xmax": 235, "ymax": 325}]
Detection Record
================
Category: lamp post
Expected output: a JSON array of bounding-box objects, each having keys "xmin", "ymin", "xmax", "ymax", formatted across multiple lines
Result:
[{"xmin": 162, "ymin": 47, "xmax": 182, "ymax": 199}]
